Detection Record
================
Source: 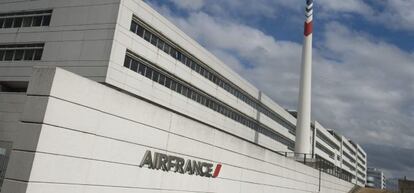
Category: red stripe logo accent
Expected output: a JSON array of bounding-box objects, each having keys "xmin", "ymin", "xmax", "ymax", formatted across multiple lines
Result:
[
  {"xmin": 212, "ymin": 164, "xmax": 222, "ymax": 178},
  {"xmin": 304, "ymin": 21, "xmax": 313, "ymax": 36}
]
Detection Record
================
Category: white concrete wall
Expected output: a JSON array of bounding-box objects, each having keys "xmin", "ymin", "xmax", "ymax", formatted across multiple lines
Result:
[
  {"xmin": 1, "ymin": 67, "xmax": 355, "ymax": 193},
  {"xmin": 0, "ymin": 0, "xmax": 121, "ymax": 82}
]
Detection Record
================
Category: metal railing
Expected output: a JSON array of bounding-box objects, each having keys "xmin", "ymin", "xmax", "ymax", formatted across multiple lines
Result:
[{"xmin": 278, "ymin": 152, "xmax": 354, "ymax": 183}]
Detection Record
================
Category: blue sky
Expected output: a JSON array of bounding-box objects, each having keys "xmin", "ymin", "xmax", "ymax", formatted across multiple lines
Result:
[{"xmin": 146, "ymin": 0, "xmax": 414, "ymax": 180}]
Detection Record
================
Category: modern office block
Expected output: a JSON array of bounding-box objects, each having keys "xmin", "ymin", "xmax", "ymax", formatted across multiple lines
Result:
[{"xmin": 367, "ymin": 168, "xmax": 386, "ymax": 189}]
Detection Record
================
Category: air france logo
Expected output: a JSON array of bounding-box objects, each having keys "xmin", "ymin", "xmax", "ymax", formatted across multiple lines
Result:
[{"xmin": 139, "ymin": 150, "xmax": 222, "ymax": 178}]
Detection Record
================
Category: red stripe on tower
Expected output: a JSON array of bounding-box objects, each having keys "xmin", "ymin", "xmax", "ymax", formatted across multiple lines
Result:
[{"xmin": 304, "ymin": 21, "xmax": 313, "ymax": 36}]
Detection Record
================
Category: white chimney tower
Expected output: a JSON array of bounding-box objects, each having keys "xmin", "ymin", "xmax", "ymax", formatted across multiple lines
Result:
[{"xmin": 295, "ymin": 0, "xmax": 314, "ymax": 156}]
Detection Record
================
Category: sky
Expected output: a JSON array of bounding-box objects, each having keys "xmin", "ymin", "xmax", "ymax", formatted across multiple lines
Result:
[{"xmin": 145, "ymin": 0, "xmax": 414, "ymax": 179}]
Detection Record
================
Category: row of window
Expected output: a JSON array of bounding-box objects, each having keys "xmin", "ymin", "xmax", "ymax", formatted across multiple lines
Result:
[
  {"xmin": 357, "ymin": 148, "xmax": 366, "ymax": 159},
  {"xmin": 357, "ymin": 177, "xmax": 366, "ymax": 184},
  {"xmin": 0, "ymin": 10, "xmax": 52, "ymax": 29},
  {"xmin": 357, "ymin": 155, "xmax": 366, "ymax": 165},
  {"xmin": 358, "ymin": 162, "xmax": 366, "ymax": 172},
  {"xmin": 315, "ymin": 155, "xmax": 353, "ymax": 182},
  {"xmin": 316, "ymin": 142, "xmax": 335, "ymax": 159},
  {"xmin": 124, "ymin": 52, "xmax": 295, "ymax": 149},
  {"xmin": 343, "ymin": 159, "xmax": 356, "ymax": 171},
  {"xmin": 130, "ymin": 18, "xmax": 296, "ymax": 134},
  {"xmin": 316, "ymin": 130, "xmax": 340, "ymax": 151},
  {"xmin": 343, "ymin": 142, "xmax": 357, "ymax": 155},
  {"xmin": 343, "ymin": 150, "xmax": 356, "ymax": 164},
  {"xmin": 0, "ymin": 44, "xmax": 44, "ymax": 61}
]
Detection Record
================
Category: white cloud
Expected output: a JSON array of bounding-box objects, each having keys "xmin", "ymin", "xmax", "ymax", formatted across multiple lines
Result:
[{"xmin": 169, "ymin": 0, "xmax": 205, "ymax": 11}]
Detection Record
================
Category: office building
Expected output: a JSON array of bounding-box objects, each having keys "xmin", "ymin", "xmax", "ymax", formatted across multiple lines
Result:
[{"xmin": 0, "ymin": 0, "xmax": 366, "ymax": 192}]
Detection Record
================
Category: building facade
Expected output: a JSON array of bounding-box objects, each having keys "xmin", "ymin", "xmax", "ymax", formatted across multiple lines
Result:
[
  {"xmin": 366, "ymin": 168, "xmax": 386, "ymax": 189},
  {"xmin": 0, "ymin": 0, "xmax": 365, "ymax": 193}
]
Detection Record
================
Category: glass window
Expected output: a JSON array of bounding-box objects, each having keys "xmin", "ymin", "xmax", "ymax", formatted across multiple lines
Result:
[
  {"xmin": 0, "ymin": 50, "xmax": 4, "ymax": 61},
  {"xmin": 33, "ymin": 49, "xmax": 42, "ymax": 60},
  {"xmin": 32, "ymin": 16, "xmax": 42, "ymax": 26},
  {"xmin": 22, "ymin": 17, "xmax": 32, "ymax": 27},
  {"xmin": 170, "ymin": 47, "xmax": 177, "ymax": 58},
  {"xmin": 4, "ymin": 18, "xmax": 13, "ymax": 28},
  {"xmin": 176, "ymin": 84, "xmax": 182, "ymax": 94},
  {"xmin": 157, "ymin": 39, "xmax": 165, "ymax": 50},
  {"xmin": 138, "ymin": 63, "xmax": 145, "ymax": 75},
  {"xmin": 0, "ymin": 19, "xmax": 4, "ymax": 28},
  {"xmin": 13, "ymin": 17, "xmax": 23, "ymax": 28},
  {"xmin": 171, "ymin": 81, "xmax": 177, "ymax": 91},
  {"xmin": 145, "ymin": 67, "xmax": 153, "ymax": 79},
  {"xmin": 180, "ymin": 55, "xmax": 186, "ymax": 64},
  {"xmin": 143, "ymin": 30, "xmax": 151, "ymax": 41},
  {"xmin": 163, "ymin": 43, "xmax": 171, "ymax": 54},
  {"xmin": 124, "ymin": 57, "xmax": 131, "ymax": 68},
  {"xmin": 185, "ymin": 58, "xmax": 192, "ymax": 67},
  {"xmin": 158, "ymin": 74, "xmax": 165, "ymax": 85},
  {"xmin": 191, "ymin": 62, "xmax": 197, "ymax": 70},
  {"xmin": 24, "ymin": 49, "xmax": 34, "ymax": 60},
  {"xmin": 14, "ymin": 50, "xmax": 24, "ymax": 60},
  {"xmin": 137, "ymin": 25, "xmax": 144, "ymax": 37},
  {"xmin": 165, "ymin": 77, "xmax": 171, "ymax": 88},
  {"xmin": 130, "ymin": 60, "xmax": 139, "ymax": 72},
  {"xmin": 130, "ymin": 22, "xmax": 138, "ymax": 33},
  {"xmin": 42, "ymin": 15, "xmax": 51, "ymax": 26},
  {"xmin": 150, "ymin": 35, "xmax": 158, "ymax": 46},
  {"xmin": 176, "ymin": 51, "xmax": 182, "ymax": 61},
  {"xmin": 4, "ymin": 50, "xmax": 14, "ymax": 61},
  {"xmin": 152, "ymin": 71, "xmax": 159, "ymax": 82}
]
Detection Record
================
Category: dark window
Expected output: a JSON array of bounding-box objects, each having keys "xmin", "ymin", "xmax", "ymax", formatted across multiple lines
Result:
[
  {"xmin": 14, "ymin": 50, "xmax": 24, "ymax": 60},
  {"xmin": 3, "ymin": 18, "xmax": 13, "ymax": 28},
  {"xmin": 163, "ymin": 44, "xmax": 171, "ymax": 54},
  {"xmin": 143, "ymin": 30, "xmax": 151, "ymax": 41},
  {"xmin": 130, "ymin": 22, "xmax": 138, "ymax": 33},
  {"xmin": 152, "ymin": 71, "xmax": 159, "ymax": 82},
  {"xmin": 145, "ymin": 67, "xmax": 153, "ymax": 79},
  {"xmin": 24, "ymin": 49, "xmax": 34, "ymax": 60},
  {"xmin": 158, "ymin": 74, "xmax": 165, "ymax": 85},
  {"xmin": 4, "ymin": 50, "xmax": 14, "ymax": 61},
  {"xmin": 42, "ymin": 15, "xmax": 51, "ymax": 26},
  {"xmin": 150, "ymin": 35, "xmax": 158, "ymax": 46},
  {"xmin": 136, "ymin": 25, "xmax": 144, "ymax": 37},
  {"xmin": 22, "ymin": 17, "xmax": 32, "ymax": 27},
  {"xmin": 32, "ymin": 16, "xmax": 42, "ymax": 26},
  {"xmin": 130, "ymin": 60, "xmax": 138, "ymax": 72},
  {"xmin": 33, "ymin": 49, "xmax": 42, "ymax": 60},
  {"xmin": 165, "ymin": 77, "xmax": 171, "ymax": 88},
  {"xmin": 138, "ymin": 63, "xmax": 145, "ymax": 75},
  {"xmin": 124, "ymin": 57, "xmax": 131, "ymax": 68},
  {"xmin": 13, "ymin": 17, "xmax": 22, "ymax": 28},
  {"xmin": 157, "ymin": 39, "xmax": 165, "ymax": 50},
  {"xmin": 0, "ymin": 19, "xmax": 4, "ymax": 28},
  {"xmin": 0, "ymin": 50, "xmax": 4, "ymax": 61}
]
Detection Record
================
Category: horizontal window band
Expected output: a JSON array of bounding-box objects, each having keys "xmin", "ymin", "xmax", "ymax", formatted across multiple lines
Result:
[
  {"xmin": 0, "ymin": 43, "xmax": 44, "ymax": 61},
  {"xmin": 0, "ymin": 10, "xmax": 52, "ymax": 29},
  {"xmin": 130, "ymin": 16, "xmax": 296, "ymax": 134},
  {"xmin": 124, "ymin": 50, "xmax": 295, "ymax": 149}
]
